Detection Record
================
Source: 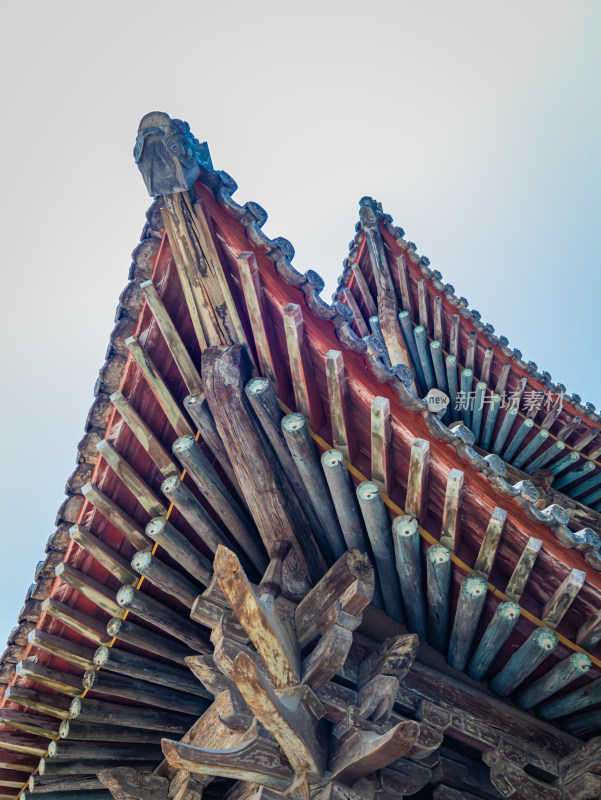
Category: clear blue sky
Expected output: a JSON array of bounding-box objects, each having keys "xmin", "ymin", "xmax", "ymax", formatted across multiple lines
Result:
[{"xmin": 0, "ymin": 1, "xmax": 599, "ymax": 640}]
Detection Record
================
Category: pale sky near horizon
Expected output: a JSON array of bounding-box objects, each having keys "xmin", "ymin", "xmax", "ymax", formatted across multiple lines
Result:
[{"xmin": 0, "ymin": 1, "xmax": 599, "ymax": 640}]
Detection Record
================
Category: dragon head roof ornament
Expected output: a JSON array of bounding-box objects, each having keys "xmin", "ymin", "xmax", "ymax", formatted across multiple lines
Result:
[{"xmin": 134, "ymin": 111, "xmax": 212, "ymax": 197}]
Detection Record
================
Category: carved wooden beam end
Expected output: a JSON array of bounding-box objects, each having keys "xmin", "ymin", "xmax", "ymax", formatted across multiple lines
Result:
[
  {"xmin": 483, "ymin": 746, "xmax": 560, "ymax": 800},
  {"xmin": 161, "ymin": 727, "xmax": 294, "ymax": 792},
  {"xmin": 213, "ymin": 545, "xmax": 300, "ymax": 689},
  {"xmin": 329, "ymin": 713, "xmax": 420, "ymax": 786},
  {"xmin": 231, "ymin": 652, "xmax": 326, "ymax": 777},
  {"xmin": 97, "ymin": 766, "xmax": 170, "ymax": 800},
  {"xmin": 175, "ymin": 544, "xmax": 430, "ymax": 798}
]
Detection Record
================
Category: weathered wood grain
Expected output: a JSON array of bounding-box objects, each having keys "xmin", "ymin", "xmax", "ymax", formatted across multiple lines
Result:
[
  {"xmin": 447, "ymin": 574, "xmax": 487, "ymax": 672},
  {"xmin": 126, "ymin": 335, "xmax": 194, "ymax": 438},
  {"xmin": 110, "ymin": 391, "xmax": 179, "ymax": 478},
  {"xmin": 481, "ymin": 392, "xmax": 501, "ymax": 451},
  {"xmin": 459, "ymin": 369, "xmax": 473, "ymax": 428},
  {"xmin": 82, "ymin": 669, "xmax": 207, "ymax": 716},
  {"xmin": 525, "ymin": 440, "xmax": 565, "ymax": 475},
  {"xmin": 414, "ymin": 326, "xmax": 435, "ymax": 392},
  {"xmin": 377, "ymin": 292, "xmax": 417, "ymax": 393},
  {"xmin": 301, "ymin": 624, "xmax": 354, "ymax": 691},
  {"xmin": 359, "ymin": 635, "xmax": 419, "ymax": 687},
  {"xmin": 38, "ymin": 760, "xmax": 153, "ymax": 779},
  {"xmin": 541, "ymin": 568, "xmax": 586, "ymax": 629},
  {"xmin": 465, "ymin": 331, "xmax": 478, "ymax": 373},
  {"xmin": 160, "ymin": 474, "xmax": 231, "ymax": 557},
  {"xmin": 351, "ymin": 263, "xmax": 377, "ymax": 316},
  {"xmin": 492, "ymin": 406, "xmax": 519, "ymax": 455},
  {"xmin": 342, "ymin": 287, "xmax": 370, "ymax": 339},
  {"xmin": 145, "ymin": 517, "xmax": 212, "ymax": 586},
  {"xmin": 495, "ymin": 363, "xmax": 511, "ymax": 396},
  {"xmin": 41, "ymin": 597, "xmax": 112, "ymax": 646},
  {"xmin": 131, "ymin": 551, "xmax": 200, "ymax": 608},
  {"xmin": 282, "ymin": 413, "xmax": 345, "ymax": 562},
  {"xmin": 480, "ymin": 347, "xmax": 493, "ymax": 386},
  {"xmin": 245, "ymin": 378, "xmax": 329, "ymax": 553},
  {"xmin": 15, "ymin": 659, "xmax": 81, "ymax": 697},
  {"xmin": 430, "ymin": 340, "xmax": 449, "ymax": 396},
  {"xmin": 27, "ymin": 629, "xmax": 95, "ymax": 671},
  {"xmin": 140, "ymin": 279, "xmax": 202, "ymax": 393},
  {"xmin": 184, "ymin": 390, "xmax": 240, "ymax": 490},
  {"xmin": 193, "ymin": 199, "xmax": 252, "ymax": 354},
  {"xmin": 237, "ymin": 251, "xmax": 287, "ymax": 398},
  {"xmin": 467, "ymin": 601, "xmax": 520, "ymax": 681},
  {"xmin": 0, "ymin": 710, "xmax": 60, "ymax": 739},
  {"xmin": 172, "ymin": 435, "xmax": 264, "ymax": 569},
  {"xmin": 202, "ymin": 345, "xmax": 320, "ymax": 595},
  {"xmin": 325, "ymin": 350, "xmax": 353, "ymax": 461},
  {"xmin": 505, "ymin": 537, "xmax": 542, "ymax": 601},
  {"xmin": 449, "ymin": 315, "xmax": 460, "ymax": 358},
  {"xmin": 516, "ymin": 652, "xmax": 591, "ymax": 709},
  {"xmin": 484, "ymin": 748, "xmax": 560, "ymax": 800},
  {"xmin": 446, "ymin": 355, "xmax": 460, "ymax": 422},
  {"xmin": 115, "ymin": 585, "xmax": 209, "ymax": 653},
  {"xmin": 106, "ymin": 617, "xmax": 191, "ymax": 665},
  {"xmin": 405, "ymin": 438, "xmax": 430, "ymax": 524},
  {"xmin": 93, "ymin": 644, "xmax": 209, "ymax": 697},
  {"xmin": 161, "ymin": 728, "xmax": 293, "ymax": 791},
  {"xmin": 161, "ymin": 205, "xmax": 209, "ymax": 351},
  {"xmin": 370, "ymin": 396, "xmax": 392, "ymax": 495},
  {"xmin": 433, "ymin": 295, "xmax": 444, "ymax": 345},
  {"xmin": 47, "ymin": 740, "xmax": 162, "ymax": 762},
  {"xmin": 470, "ymin": 382, "xmax": 487, "ymax": 444},
  {"xmin": 392, "ymin": 516, "xmax": 426, "ymax": 639},
  {"xmin": 214, "ymin": 546, "xmax": 299, "ymax": 688},
  {"xmin": 54, "ymin": 562, "xmax": 122, "ymax": 617},
  {"xmin": 3, "ymin": 688, "xmax": 71, "ymax": 721},
  {"xmin": 440, "ymin": 469, "xmax": 463, "ymax": 552},
  {"xmin": 504, "ymin": 418, "xmax": 535, "ymax": 463},
  {"xmin": 58, "ymin": 719, "xmax": 164, "ymax": 743},
  {"xmin": 321, "ymin": 450, "xmax": 368, "ymax": 553},
  {"xmin": 0, "ymin": 733, "xmax": 46, "ymax": 758},
  {"xmin": 232, "ymin": 653, "xmax": 325, "ymax": 775},
  {"xmin": 282, "ymin": 303, "xmax": 324, "ymax": 430},
  {"xmin": 473, "ymin": 507, "xmax": 506, "ymax": 577},
  {"xmin": 329, "ymin": 715, "xmax": 419, "ymax": 785},
  {"xmin": 69, "ymin": 696, "xmax": 189, "ymax": 732},
  {"xmin": 81, "ymin": 483, "xmax": 150, "ymax": 552},
  {"xmin": 97, "ymin": 767, "xmax": 169, "ymax": 800},
  {"xmin": 489, "ymin": 627, "xmax": 558, "ymax": 696},
  {"xmin": 399, "ymin": 311, "xmax": 426, "ymax": 393},
  {"xmin": 96, "ymin": 440, "xmax": 165, "ymax": 518},
  {"xmin": 576, "ymin": 606, "xmax": 601, "ymax": 650},
  {"xmin": 356, "ymin": 481, "xmax": 403, "ymax": 622},
  {"xmin": 426, "ymin": 545, "xmax": 451, "ymax": 651},
  {"xmin": 69, "ymin": 524, "xmax": 138, "ymax": 587},
  {"xmin": 190, "ymin": 596, "xmax": 249, "ymax": 644},
  {"xmin": 295, "ymin": 548, "xmax": 373, "ymax": 649}
]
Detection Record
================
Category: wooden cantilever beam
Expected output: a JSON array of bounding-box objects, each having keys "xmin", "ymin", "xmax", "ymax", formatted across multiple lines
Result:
[
  {"xmin": 295, "ymin": 549, "xmax": 373, "ymax": 645},
  {"xmin": 230, "ymin": 652, "xmax": 325, "ymax": 776},
  {"xmin": 329, "ymin": 715, "xmax": 419, "ymax": 785},
  {"xmin": 161, "ymin": 726, "xmax": 293, "ymax": 792},
  {"xmin": 97, "ymin": 766, "xmax": 169, "ymax": 800},
  {"xmin": 213, "ymin": 545, "xmax": 300, "ymax": 688},
  {"xmin": 202, "ymin": 344, "xmax": 320, "ymax": 595}
]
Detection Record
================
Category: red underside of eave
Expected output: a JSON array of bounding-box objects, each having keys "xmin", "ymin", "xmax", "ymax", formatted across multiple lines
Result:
[{"xmin": 6, "ymin": 180, "xmax": 601, "ymax": 719}]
